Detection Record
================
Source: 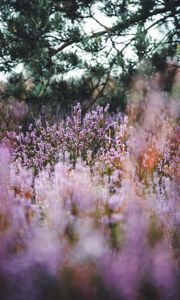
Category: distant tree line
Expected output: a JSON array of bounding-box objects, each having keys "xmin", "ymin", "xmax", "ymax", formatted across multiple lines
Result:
[{"xmin": 0, "ymin": 0, "xmax": 179, "ymax": 113}]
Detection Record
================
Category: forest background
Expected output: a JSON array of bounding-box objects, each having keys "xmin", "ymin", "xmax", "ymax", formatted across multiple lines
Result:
[{"xmin": 0, "ymin": 0, "xmax": 179, "ymax": 120}]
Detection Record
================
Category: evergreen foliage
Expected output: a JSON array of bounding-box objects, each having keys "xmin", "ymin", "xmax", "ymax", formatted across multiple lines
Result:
[{"xmin": 0, "ymin": 0, "xmax": 179, "ymax": 111}]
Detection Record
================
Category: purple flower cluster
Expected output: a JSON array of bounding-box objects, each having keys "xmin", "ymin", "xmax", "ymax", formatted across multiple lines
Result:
[
  {"xmin": 4, "ymin": 103, "xmax": 109, "ymax": 172},
  {"xmin": 0, "ymin": 98, "xmax": 179, "ymax": 299}
]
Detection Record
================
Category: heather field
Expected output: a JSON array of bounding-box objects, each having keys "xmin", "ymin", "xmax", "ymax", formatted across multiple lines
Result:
[{"xmin": 0, "ymin": 93, "xmax": 179, "ymax": 300}]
